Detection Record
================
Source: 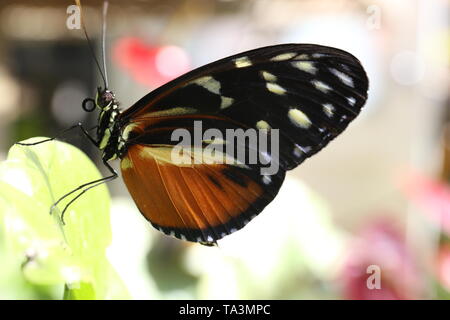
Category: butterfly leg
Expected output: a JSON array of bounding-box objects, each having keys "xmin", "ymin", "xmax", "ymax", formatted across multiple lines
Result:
[
  {"xmin": 16, "ymin": 122, "xmax": 117, "ymax": 224},
  {"xmin": 15, "ymin": 122, "xmax": 98, "ymax": 147},
  {"xmin": 52, "ymin": 160, "xmax": 118, "ymax": 224}
]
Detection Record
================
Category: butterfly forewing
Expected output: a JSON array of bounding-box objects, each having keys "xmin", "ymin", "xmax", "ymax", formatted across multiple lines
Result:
[
  {"xmin": 118, "ymin": 44, "xmax": 368, "ymax": 243},
  {"xmin": 122, "ymin": 44, "xmax": 368, "ymax": 169}
]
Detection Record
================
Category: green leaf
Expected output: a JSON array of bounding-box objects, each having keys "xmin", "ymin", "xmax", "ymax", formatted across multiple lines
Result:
[{"xmin": 0, "ymin": 137, "xmax": 129, "ymax": 299}]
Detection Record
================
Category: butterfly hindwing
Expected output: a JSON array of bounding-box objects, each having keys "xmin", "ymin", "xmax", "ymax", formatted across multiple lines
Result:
[
  {"xmin": 118, "ymin": 44, "xmax": 369, "ymax": 243},
  {"xmin": 121, "ymin": 142, "xmax": 285, "ymax": 243}
]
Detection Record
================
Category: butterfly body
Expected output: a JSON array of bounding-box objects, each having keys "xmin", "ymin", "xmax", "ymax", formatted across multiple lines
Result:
[
  {"xmin": 90, "ymin": 44, "xmax": 369, "ymax": 245},
  {"xmin": 95, "ymin": 89, "xmax": 132, "ymax": 163}
]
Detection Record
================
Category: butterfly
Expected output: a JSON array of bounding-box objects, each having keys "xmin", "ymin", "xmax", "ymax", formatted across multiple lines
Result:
[
  {"xmin": 19, "ymin": 3, "xmax": 368, "ymax": 246},
  {"xmin": 70, "ymin": 43, "xmax": 366, "ymax": 246}
]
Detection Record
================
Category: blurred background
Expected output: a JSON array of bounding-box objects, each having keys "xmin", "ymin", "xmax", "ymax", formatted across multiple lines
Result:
[{"xmin": 0, "ymin": 0, "xmax": 449, "ymax": 299}]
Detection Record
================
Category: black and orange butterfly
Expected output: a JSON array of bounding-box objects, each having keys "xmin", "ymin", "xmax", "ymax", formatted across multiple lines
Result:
[{"xmin": 21, "ymin": 3, "xmax": 368, "ymax": 246}]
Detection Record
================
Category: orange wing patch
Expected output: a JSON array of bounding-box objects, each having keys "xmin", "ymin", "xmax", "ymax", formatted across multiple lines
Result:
[{"xmin": 120, "ymin": 144, "xmax": 272, "ymax": 242}]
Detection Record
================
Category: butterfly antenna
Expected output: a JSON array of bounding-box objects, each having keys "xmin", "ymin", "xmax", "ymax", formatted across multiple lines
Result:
[
  {"xmin": 101, "ymin": 1, "xmax": 109, "ymax": 89},
  {"xmin": 75, "ymin": 0, "xmax": 108, "ymax": 89}
]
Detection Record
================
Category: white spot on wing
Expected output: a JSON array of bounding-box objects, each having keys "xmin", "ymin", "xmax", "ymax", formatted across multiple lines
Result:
[
  {"xmin": 311, "ymin": 80, "xmax": 331, "ymax": 93},
  {"xmin": 271, "ymin": 52, "xmax": 296, "ymax": 61},
  {"xmin": 293, "ymin": 145, "xmax": 302, "ymax": 158},
  {"xmin": 322, "ymin": 103, "xmax": 335, "ymax": 117},
  {"xmin": 220, "ymin": 96, "xmax": 234, "ymax": 109},
  {"xmin": 260, "ymin": 71, "xmax": 277, "ymax": 82},
  {"xmin": 256, "ymin": 120, "xmax": 271, "ymax": 130},
  {"xmin": 192, "ymin": 76, "xmax": 221, "ymax": 94},
  {"xmin": 262, "ymin": 175, "xmax": 271, "ymax": 185},
  {"xmin": 291, "ymin": 61, "xmax": 317, "ymax": 74},
  {"xmin": 347, "ymin": 97, "xmax": 356, "ymax": 106},
  {"xmin": 329, "ymin": 68, "xmax": 354, "ymax": 87},
  {"xmin": 288, "ymin": 108, "xmax": 312, "ymax": 128},
  {"xmin": 294, "ymin": 144, "xmax": 312, "ymax": 157},
  {"xmin": 266, "ymin": 82, "xmax": 286, "ymax": 95},
  {"xmin": 234, "ymin": 56, "xmax": 252, "ymax": 68},
  {"xmin": 294, "ymin": 54, "xmax": 309, "ymax": 60}
]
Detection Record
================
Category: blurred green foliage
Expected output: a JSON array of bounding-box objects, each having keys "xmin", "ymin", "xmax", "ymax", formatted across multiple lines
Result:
[{"xmin": 0, "ymin": 138, "xmax": 128, "ymax": 299}]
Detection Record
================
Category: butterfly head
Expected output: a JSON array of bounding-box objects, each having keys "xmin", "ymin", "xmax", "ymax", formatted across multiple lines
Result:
[
  {"xmin": 96, "ymin": 87, "xmax": 117, "ymax": 109},
  {"xmin": 82, "ymin": 87, "xmax": 118, "ymax": 113}
]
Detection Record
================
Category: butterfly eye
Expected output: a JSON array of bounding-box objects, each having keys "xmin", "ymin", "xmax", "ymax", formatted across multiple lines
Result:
[
  {"xmin": 82, "ymin": 97, "xmax": 96, "ymax": 112},
  {"xmin": 102, "ymin": 91, "xmax": 114, "ymax": 103}
]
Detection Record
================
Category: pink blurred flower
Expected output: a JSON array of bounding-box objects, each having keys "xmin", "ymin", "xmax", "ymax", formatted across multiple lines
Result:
[
  {"xmin": 113, "ymin": 37, "xmax": 190, "ymax": 88},
  {"xmin": 401, "ymin": 171, "xmax": 450, "ymax": 235},
  {"xmin": 400, "ymin": 171, "xmax": 450, "ymax": 295},
  {"xmin": 341, "ymin": 221, "xmax": 423, "ymax": 299}
]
